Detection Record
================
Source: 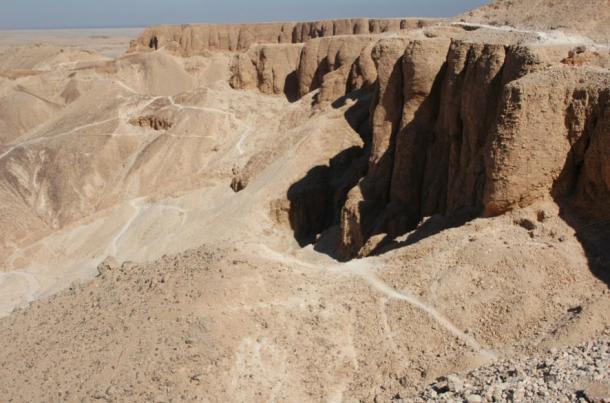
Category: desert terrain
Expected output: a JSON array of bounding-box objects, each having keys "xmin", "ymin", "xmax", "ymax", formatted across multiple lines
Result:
[{"xmin": 0, "ymin": 1, "xmax": 608, "ymax": 402}]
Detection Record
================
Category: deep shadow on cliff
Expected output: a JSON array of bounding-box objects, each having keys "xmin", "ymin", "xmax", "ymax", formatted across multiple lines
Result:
[
  {"xmin": 557, "ymin": 204, "xmax": 610, "ymax": 288},
  {"xmin": 287, "ymin": 92, "xmax": 372, "ymax": 251},
  {"xmin": 286, "ymin": 45, "xmax": 479, "ymax": 261},
  {"xmin": 371, "ymin": 209, "xmax": 479, "ymax": 257},
  {"xmin": 283, "ymin": 71, "xmax": 300, "ymax": 103},
  {"xmin": 553, "ymin": 135, "xmax": 610, "ymax": 288},
  {"xmin": 286, "ymin": 55, "xmax": 479, "ymax": 260},
  {"xmin": 287, "ymin": 146, "xmax": 366, "ymax": 247}
]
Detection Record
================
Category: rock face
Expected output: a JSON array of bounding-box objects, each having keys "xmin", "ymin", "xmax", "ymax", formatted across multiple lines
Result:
[
  {"xmin": 229, "ymin": 44, "xmax": 303, "ymax": 100},
  {"xmin": 338, "ymin": 37, "xmax": 415, "ymax": 257},
  {"xmin": 227, "ymin": 28, "xmax": 610, "ymax": 260},
  {"xmin": 296, "ymin": 35, "xmax": 380, "ymax": 101},
  {"xmin": 129, "ymin": 18, "xmax": 439, "ymax": 56},
  {"xmin": 134, "ymin": 16, "xmax": 610, "ymax": 261},
  {"xmin": 230, "ymin": 35, "xmax": 381, "ymax": 104},
  {"xmin": 335, "ymin": 37, "xmax": 610, "ymax": 259},
  {"xmin": 337, "ymin": 39, "xmax": 525, "ymax": 258},
  {"xmin": 486, "ymin": 69, "xmax": 610, "ymax": 217}
]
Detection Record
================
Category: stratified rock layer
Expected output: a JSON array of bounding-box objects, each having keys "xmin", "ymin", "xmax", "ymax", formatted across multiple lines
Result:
[
  {"xmin": 229, "ymin": 43, "xmax": 303, "ymax": 99},
  {"xmin": 130, "ymin": 18, "xmax": 439, "ymax": 56},
  {"xmin": 225, "ymin": 25, "xmax": 610, "ymax": 259},
  {"xmin": 337, "ymin": 39, "xmax": 610, "ymax": 259},
  {"xmin": 132, "ymin": 16, "xmax": 610, "ymax": 262}
]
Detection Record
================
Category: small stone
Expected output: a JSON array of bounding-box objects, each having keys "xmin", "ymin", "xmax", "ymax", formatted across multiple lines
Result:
[
  {"xmin": 431, "ymin": 379, "xmax": 449, "ymax": 394},
  {"xmin": 516, "ymin": 217, "xmax": 537, "ymax": 231},
  {"xmin": 582, "ymin": 381, "xmax": 610, "ymax": 403},
  {"xmin": 190, "ymin": 373, "xmax": 203, "ymax": 382},
  {"xmin": 92, "ymin": 392, "xmax": 109, "ymax": 401},
  {"xmin": 96, "ymin": 256, "xmax": 119, "ymax": 277},
  {"xmin": 465, "ymin": 394, "xmax": 483, "ymax": 403},
  {"xmin": 569, "ymin": 45, "xmax": 587, "ymax": 57},
  {"xmin": 536, "ymin": 210, "xmax": 548, "ymax": 222},
  {"xmin": 446, "ymin": 374, "xmax": 464, "ymax": 393}
]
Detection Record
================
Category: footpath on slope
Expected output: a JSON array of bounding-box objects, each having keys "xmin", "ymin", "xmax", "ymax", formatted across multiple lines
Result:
[{"xmin": 258, "ymin": 244, "xmax": 497, "ymax": 361}]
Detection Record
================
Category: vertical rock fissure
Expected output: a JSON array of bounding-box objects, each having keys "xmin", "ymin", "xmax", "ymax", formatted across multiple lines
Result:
[{"xmin": 337, "ymin": 39, "xmax": 544, "ymax": 260}]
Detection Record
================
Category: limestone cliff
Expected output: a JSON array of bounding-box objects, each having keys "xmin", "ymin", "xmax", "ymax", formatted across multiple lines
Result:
[
  {"xmin": 140, "ymin": 19, "xmax": 610, "ymax": 261},
  {"xmin": 488, "ymin": 70, "xmax": 610, "ymax": 217},
  {"xmin": 229, "ymin": 43, "xmax": 303, "ymax": 99},
  {"xmin": 129, "ymin": 18, "xmax": 439, "ymax": 56},
  {"xmin": 227, "ymin": 29, "xmax": 610, "ymax": 260},
  {"xmin": 335, "ymin": 39, "xmax": 610, "ymax": 259}
]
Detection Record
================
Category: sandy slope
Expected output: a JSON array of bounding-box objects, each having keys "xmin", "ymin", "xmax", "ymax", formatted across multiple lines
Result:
[
  {"xmin": 0, "ymin": 32, "xmax": 364, "ymax": 316},
  {"xmin": 459, "ymin": 0, "xmax": 610, "ymax": 44},
  {"xmin": 0, "ymin": 204, "xmax": 608, "ymax": 401},
  {"xmin": 0, "ymin": 207, "xmax": 610, "ymax": 401}
]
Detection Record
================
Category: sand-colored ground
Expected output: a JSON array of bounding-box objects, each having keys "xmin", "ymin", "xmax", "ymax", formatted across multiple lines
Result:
[
  {"xmin": 0, "ymin": 5, "xmax": 608, "ymax": 402},
  {"xmin": 458, "ymin": 0, "xmax": 610, "ymax": 44}
]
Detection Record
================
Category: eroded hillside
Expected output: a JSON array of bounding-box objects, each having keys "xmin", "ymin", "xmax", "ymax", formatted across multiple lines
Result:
[
  {"xmin": 224, "ymin": 19, "xmax": 610, "ymax": 266},
  {"xmin": 0, "ymin": 7, "xmax": 609, "ymax": 403}
]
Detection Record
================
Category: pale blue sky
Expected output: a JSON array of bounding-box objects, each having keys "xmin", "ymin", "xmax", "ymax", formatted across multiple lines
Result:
[{"xmin": 0, "ymin": 0, "xmax": 489, "ymax": 30}]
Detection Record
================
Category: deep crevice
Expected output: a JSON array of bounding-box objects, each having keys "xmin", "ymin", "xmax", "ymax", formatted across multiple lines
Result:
[{"xmin": 287, "ymin": 92, "xmax": 373, "ymax": 248}]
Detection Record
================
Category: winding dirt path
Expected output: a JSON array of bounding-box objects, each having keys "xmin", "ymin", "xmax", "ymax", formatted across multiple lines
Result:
[
  {"xmin": 0, "ymin": 270, "xmax": 42, "ymax": 316},
  {"xmin": 258, "ymin": 244, "xmax": 497, "ymax": 360},
  {"xmin": 0, "ymin": 117, "xmax": 120, "ymax": 161}
]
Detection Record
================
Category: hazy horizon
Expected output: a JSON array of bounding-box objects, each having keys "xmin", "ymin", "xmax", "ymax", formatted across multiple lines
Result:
[{"xmin": 0, "ymin": 0, "xmax": 488, "ymax": 30}]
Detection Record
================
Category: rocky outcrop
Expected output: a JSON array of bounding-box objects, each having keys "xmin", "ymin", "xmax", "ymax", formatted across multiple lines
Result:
[
  {"xmin": 207, "ymin": 20, "xmax": 610, "ymax": 260},
  {"xmin": 386, "ymin": 38, "xmax": 452, "ymax": 235},
  {"xmin": 129, "ymin": 18, "xmax": 440, "ymax": 56},
  {"xmin": 229, "ymin": 44, "xmax": 303, "ymax": 99},
  {"xmin": 297, "ymin": 35, "xmax": 380, "ymax": 102},
  {"xmin": 264, "ymin": 30, "xmax": 609, "ymax": 259},
  {"xmin": 338, "ymin": 37, "xmax": 413, "ymax": 257},
  {"xmin": 336, "ymin": 40, "xmax": 542, "ymax": 258},
  {"xmin": 329, "ymin": 37, "xmax": 609, "ymax": 260},
  {"xmin": 489, "ymin": 69, "xmax": 610, "ymax": 217},
  {"xmin": 229, "ymin": 34, "xmax": 386, "ymax": 104}
]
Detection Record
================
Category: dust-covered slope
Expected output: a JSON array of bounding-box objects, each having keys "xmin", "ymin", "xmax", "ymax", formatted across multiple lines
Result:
[
  {"xmin": 459, "ymin": 0, "xmax": 610, "ymax": 43},
  {"xmin": 1, "ymin": 206, "xmax": 608, "ymax": 402},
  {"xmin": 0, "ymin": 30, "xmax": 369, "ymax": 317}
]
